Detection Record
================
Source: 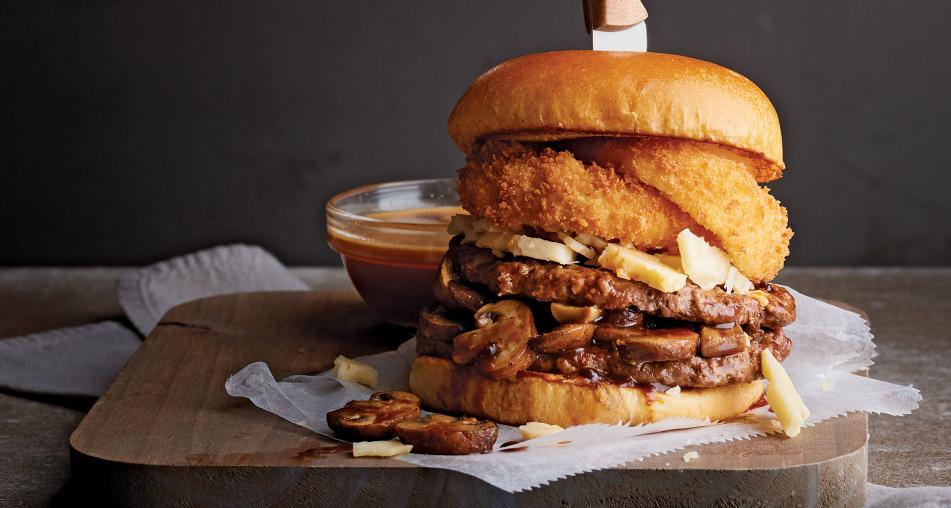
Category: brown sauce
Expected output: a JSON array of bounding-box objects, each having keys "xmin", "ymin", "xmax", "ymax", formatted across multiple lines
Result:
[
  {"xmin": 327, "ymin": 206, "xmax": 462, "ymax": 326},
  {"xmin": 369, "ymin": 207, "xmax": 465, "ymax": 225}
]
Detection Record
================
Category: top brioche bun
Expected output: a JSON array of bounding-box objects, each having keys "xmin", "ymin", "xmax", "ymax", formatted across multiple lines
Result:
[{"xmin": 448, "ymin": 51, "xmax": 784, "ymax": 182}]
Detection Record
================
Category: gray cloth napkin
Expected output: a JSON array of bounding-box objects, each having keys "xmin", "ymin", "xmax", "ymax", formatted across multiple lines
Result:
[
  {"xmin": 866, "ymin": 483, "xmax": 951, "ymax": 507},
  {"xmin": 0, "ymin": 322, "xmax": 140, "ymax": 398},
  {"xmin": 119, "ymin": 244, "xmax": 309, "ymax": 335},
  {"xmin": 0, "ymin": 244, "xmax": 307, "ymax": 398}
]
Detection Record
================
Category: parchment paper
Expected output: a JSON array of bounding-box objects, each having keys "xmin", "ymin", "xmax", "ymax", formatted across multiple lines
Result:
[{"xmin": 226, "ymin": 289, "xmax": 921, "ymax": 492}]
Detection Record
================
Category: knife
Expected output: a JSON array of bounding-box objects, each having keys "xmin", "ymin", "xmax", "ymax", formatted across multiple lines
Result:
[{"xmin": 583, "ymin": 0, "xmax": 648, "ymax": 52}]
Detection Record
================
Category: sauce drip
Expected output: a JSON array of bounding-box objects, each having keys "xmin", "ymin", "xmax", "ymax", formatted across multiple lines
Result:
[{"xmin": 294, "ymin": 444, "xmax": 352, "ymax": 460}]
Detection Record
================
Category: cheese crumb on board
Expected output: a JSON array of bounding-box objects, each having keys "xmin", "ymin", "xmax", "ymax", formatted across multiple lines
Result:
[
  {"xmin": 352, "ymin": 440, "xmax": 413, "ymax": 457},
  {"xmin": 332, "ymin": 355, "xmax": 379, "ymax": 388},
  {"xmin": 518, "ymin": 421, "xmax": 565, "ymax": 440}
]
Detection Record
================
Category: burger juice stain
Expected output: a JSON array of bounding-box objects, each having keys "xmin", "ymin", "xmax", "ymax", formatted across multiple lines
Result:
[{"xmin": 294, "ymin": 444, "xmax": 352, "ymax": 460}]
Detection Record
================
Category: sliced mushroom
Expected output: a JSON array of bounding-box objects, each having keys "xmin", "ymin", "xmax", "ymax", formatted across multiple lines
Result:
[
  {"xmin": 550, "ymin": 303, "xmax": 602, "ymax": 324},
  {"xmin": 326, "ymin": 391, "xmax": 421, "ymax": 441},
  {"xmin": 530, "ymin": 324, "xmax": 596, "ymax": 353},
  {"xmin": 476, "ymin": 344, "xmax": 536, "ymax": 380},
  {"xmin": 433, "ymin": 257, "xmax": 486, "ymax": 312},
  {"xmin": 452, "ymin": 300, "xmax": 537, "ymax": 380},
  {"xmin": 699, "ymin": 325, "xmax": 751, "ymax": 358},
  {"xmin": 600, "ymin": 308, "xmax": 644, "ymax": 328},
  {"xmin": 597, "ymin": 326, "xmax": 699, "ymax": 363},
  {"xmin": 417, "ymin": 305, "xmax": 465, "ymax": 357},
  {"xmin": 395, "ymin": 414, "xmax": 498, "ymax": 455},
  {"xmin": 370, "ymin": 390, "xmax": 421, "ymax": 404},
  {"xmin": 418, "ymin": 305, "xmax": 465, "ymax": 342}
]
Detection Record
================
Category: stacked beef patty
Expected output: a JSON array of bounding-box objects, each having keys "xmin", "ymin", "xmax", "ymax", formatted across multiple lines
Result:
[{"xmin": 418, "ymin": 240, "xmax": 795, "ymax": 389}]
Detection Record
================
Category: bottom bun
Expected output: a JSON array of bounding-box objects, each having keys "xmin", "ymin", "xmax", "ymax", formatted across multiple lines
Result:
[{"xmin": 409, "ymin": 356, "xmax": 764, "ymax": 427}]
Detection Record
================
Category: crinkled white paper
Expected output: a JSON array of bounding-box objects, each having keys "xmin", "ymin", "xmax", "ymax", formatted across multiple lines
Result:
[{"xmin": 226, "ymin": 288, "xmax": 921, "ymax": 492}]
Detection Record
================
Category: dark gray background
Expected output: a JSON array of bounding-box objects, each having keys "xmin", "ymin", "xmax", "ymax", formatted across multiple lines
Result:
[{"xmin": 3, "ymin": 1, "xmax": 949, "ymax": 266}]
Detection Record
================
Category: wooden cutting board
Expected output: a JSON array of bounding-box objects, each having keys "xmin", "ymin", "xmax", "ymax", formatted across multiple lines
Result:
[{"xmin": 69, "ymin": 289, "xmax": 868, "ymax": 507}]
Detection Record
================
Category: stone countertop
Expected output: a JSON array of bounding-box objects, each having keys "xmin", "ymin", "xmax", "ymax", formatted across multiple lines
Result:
[{"xmin": 0, "ymin": 267, "xmax": 948, "ymax": 505}]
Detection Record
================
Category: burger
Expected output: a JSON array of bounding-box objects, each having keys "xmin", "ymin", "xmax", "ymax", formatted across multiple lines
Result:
[{"xmin": 408, "ymin": 51, "xmax": 797, "ymax": 428}]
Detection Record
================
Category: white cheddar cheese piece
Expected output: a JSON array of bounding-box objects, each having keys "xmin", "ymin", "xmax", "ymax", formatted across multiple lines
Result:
[
  {"xmin": 352, "ymin": 440, "xmax": 413, "ymax": 457},
  {"xmin": 761, "ymin": 349, "xmax": 810, "ymax": 437},
  {"xmin": 574, "ymin": 233, "xmax": 609, "ymax": 251},
  {"xmin": 655, "ymin": 254, "xmax": 683, "ymax": 272},
  {"xmin": 447, "ymin": 214, "xmax": 479, "ymax": 243},
  {"xmin": 518, "ymin": 421, "xmax": 565, "ymax": 440},
  {"xmin": 677, "ymin": 229, "xmax": 732, "ymax": 291},
  {"xmin": 557, "ymin": 233, "xmax": 597, "ymax": 259},
  {"xmin": 724, "ymin": 266, "xmax": 754, "ymax": 295},
  {"xmin": 598, "ymin": 243, "xmax": 687, "ymax": 293},
  {"xmin": 515, "ymin": 235, "xmax": 576, "ymax": 264},
  {"xmin": 332, "ymin": 355, "xmax": 379, "ymax": 388},
  {"xmin": 475, "ymin": 232, "xmax": 577, "ymax": 265}
]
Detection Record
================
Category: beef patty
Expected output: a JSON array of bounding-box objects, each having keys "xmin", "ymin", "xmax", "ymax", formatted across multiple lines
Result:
[
  {"xmin": 604, "ymin": 328, "xmax": 791, "ymax": 387},
  {"xmin": 420, "ymin": 318, "xmax": 789, "ymax": 388},
  {"xmin": 448, "ymin": 242, "xmax": 795, "ymax": 329}
]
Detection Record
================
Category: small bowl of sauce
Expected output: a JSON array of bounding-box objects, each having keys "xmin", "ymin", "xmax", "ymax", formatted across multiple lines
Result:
[{"xmin": 326, "ymin": 178, "xmax": 461, "ymax": 327}]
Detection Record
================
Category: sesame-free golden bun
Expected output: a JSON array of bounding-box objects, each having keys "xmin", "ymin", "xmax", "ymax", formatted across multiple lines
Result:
[
  {"xmin": 409, "ymin": 356, "xmax": 765, "ymax": 427},
  {"xmin": 448, "ymin": 51, "xmax": 785, "ymax": 182}
]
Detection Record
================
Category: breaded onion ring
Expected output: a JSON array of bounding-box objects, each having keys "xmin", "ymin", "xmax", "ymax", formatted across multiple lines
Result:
[
  {"xmin": 458, "ymin": 142, "xmax": 719, "ymax": 253},
  {"xmin": 568, "ymin": 137, "xmax": 792, "ymax": 282}
]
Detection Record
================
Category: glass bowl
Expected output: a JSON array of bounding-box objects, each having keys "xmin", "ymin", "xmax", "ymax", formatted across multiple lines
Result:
[{"xmin": 326, "ymin": 178, "xmax": 461, "ymax": 327}]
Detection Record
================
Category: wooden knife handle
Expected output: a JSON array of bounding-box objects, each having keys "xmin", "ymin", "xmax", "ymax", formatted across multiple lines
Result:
[{"xmin": 583, "ymin": 0, "xmax": 648, "ymax": 33}]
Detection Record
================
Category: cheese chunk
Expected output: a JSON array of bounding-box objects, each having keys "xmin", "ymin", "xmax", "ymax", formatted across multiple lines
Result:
[
  {"xmin": 352, "ymin": 440, "xmax": 413, "ymax": 457},
  {"xmin": 598, "ymin": 243, "xmax": 687, "ymax": 293},
  {"xmin": 724, "ymin": 266, "xmax": 754, "ymax": 295},
  {"xmin": 574, "ymin": 233, "xmax": 609, "ymax": 251},
  {"xmin": 677, "ymin": 229, "xmax": 732, "ymax": 291},
  {"xmin": 761, "ymin": 349, "xmax": 810, "ymax": 437},
  {"xmin": 476, "ymin": 232, "xmax": 577, "ymax": 265},
  {"xmin": 655, "ymin": 254, "xmax": 683, "ymax": 272},
  {"xmin": 447, "ymin": 214, "xmax": 479, "ymax": 243},
  {"xmin": 519, "ymin": 421, "xmax": 565, "ymax": 440},
  {"xmin": 557, "ymin": 233, "xmax": 597, "ymax": 259},
  {"xmin": 332, "ymin": 355, "xmax": 379, "ymax": 388}
]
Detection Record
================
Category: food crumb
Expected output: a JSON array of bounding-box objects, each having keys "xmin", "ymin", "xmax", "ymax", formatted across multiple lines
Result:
[
  {"xmin": 666, "ymin": 385, "xmax": 681, "ymax": 397},
  {"xmin": 683, "ymin": 451, "xmax": 699, "ymax": 463}
]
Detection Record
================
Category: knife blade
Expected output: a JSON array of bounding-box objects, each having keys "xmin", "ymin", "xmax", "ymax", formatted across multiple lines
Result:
[
  {"xmin": 583, "ymin": 0, "xmax": 649, "ymax": 52},
  {"xmin": 592, "ymin": 22, "xmax": 647, "ymax": 52}
]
